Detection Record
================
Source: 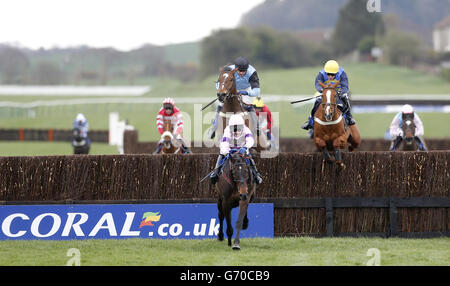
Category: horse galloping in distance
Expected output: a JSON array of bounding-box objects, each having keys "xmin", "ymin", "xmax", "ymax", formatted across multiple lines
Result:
[
  {"xmin": 390, "ymin": 112, "xmax": 427, "ymax": 151},
  {"xmin": 313, "ymin": 81, "xmax": 361, "ymax": 168}
]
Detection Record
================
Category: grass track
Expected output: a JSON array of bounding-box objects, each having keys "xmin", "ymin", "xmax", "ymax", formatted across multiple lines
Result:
[{"xmin": 0, "ymin": 237, "xmax": 448, "ymax": 266}]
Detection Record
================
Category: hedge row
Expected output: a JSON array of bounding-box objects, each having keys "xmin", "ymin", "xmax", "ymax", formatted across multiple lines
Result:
[
  {"xmin": 123, "ymin": 130, "xmax": 450, "ymax": 154},
  {"xmin": 1, "ymin": 152, "xmax": 448, "ymax": 200},
  {"xmin": 0, "ymin": 152, "xmax": 448, "ymax": 234}
]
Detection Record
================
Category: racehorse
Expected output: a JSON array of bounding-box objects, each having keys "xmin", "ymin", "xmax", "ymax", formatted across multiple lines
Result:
[
  {"xmin": 216, "ymin": 66, "xmax": 262, "ymax": 150},
  {"xmin": 160, "ymin": 120, "xmax": 180, "ymax": 154},
  {"xmin": 400, "ymin": 112, "xmax": 417, "ymax": 151},
  {"xmin": 391, "ymin": 112, "xmax": 426, "ymax": 151},
  {"xmin": 216, "ymin": 150, "xmax": 256, "ymax": 250},
  {"xmin": 72, "ymin": 128, "xmax": 90, "ymax": 154},
  {"xmin": 313, "ymin": 81, "xmax": 361, "ymax": 167}
]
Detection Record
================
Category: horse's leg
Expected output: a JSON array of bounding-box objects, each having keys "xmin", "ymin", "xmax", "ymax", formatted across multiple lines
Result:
[
  {"xmin": 224, "ymin": 204, "xmax": 233, "ymax": 247},
  {"xmin": 217, "ymin": 198, "xmax": 224, "ymax": 241},
  {"xmin": 242, "ymin": 213, "xmax": 249, "ymax": 230},
  {"xmin": 315, "ymin": 136, "xmax": 334, "ymax": 163},
  {"xmin": 323, "ymin": 148, "xmax": 334, "ymax": 163},
  {"xmin": 233, "ymin": 198, "xmax": 249, "ymax": 250},
  {"xmin": 348, "ymin": 125, "xmax": 361, "ymax": 151},
  {"xmin": 334, "ymin": 136, "xmax": 347, "ymax": 168}
]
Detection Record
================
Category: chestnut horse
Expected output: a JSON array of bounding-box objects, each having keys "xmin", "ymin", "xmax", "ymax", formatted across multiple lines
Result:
[
  {"xmin": 216, "ymin": 67, "xmax": 249, "ymax": 136},
  {"xmin": 313, "ymin": 81, "xmax": 361, "ymax": 167},
  {"xmin": 160, "ymin": 120, "xmax": 180, "ymax": 154},
  {"xmin": 216, "ymin": 150, "xmax": 256, "ymax": 250}
]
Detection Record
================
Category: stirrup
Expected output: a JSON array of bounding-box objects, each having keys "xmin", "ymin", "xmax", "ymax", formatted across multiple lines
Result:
[
  {"xmin": 210, "ymin": 172, "xmax": 219, "ymax": 185},
  {"xmin": 346, "ymin": 117, "xmax": 356, "ymax": 126},
  {"xmin": 254, "ymin": 173, "xmax": 263, "ymax": 184}
]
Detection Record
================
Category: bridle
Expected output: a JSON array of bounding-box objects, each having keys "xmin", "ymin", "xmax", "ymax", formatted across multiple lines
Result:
[
  {"xmin": 229, "ymin": 152, "xmax": 249, "ymax": 184},
  {"xmin": 217, "ymin": 70, "xmax": 238, "ymax": 102},
  {"xmin": 321, "ymin": 88, "xmax": 339, "ymax": 122}
]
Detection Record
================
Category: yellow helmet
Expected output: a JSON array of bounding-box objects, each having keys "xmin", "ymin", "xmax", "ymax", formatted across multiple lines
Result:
[
  {"xmin": 252, "ymin": 97, "xmax": 264, "ymax": 108},
  {"xmin": 324, "ymin": 60, "xmax": 339, "ymax": 74}
]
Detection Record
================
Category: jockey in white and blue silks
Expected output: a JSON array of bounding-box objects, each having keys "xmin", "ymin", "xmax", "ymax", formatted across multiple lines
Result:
[
  {"xmin": 73, "ymin": 113, "xmax": 90, "ymax": 145},
  {"xmin": 208, "ymin": 56, "xmax": 261, "ymax": 140},
  {"xmin": 389, "ymin": 104, "xmax": 427, "ymax": 151},
  {"xmin": 209, "ymin": 114, "xmax": 263, "ymax": 185},
  {"xmin": 301, "ymin": 60, "xmax": 356, "ymax": 131}
]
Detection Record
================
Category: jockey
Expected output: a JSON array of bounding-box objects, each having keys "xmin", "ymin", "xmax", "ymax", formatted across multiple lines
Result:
[
  {"xmin": 389, "ymin": 104, "xmax": 427, "ymax": 151},
  {"xmin": 209, "ymin": 114, "xmax": 263, "ymax": 185},
  {"xmin": 208, "ymin": 56, "xmax": 261, "ymax": 139},
  {"xmin": 252, "ymin": 97, "xmax": 274, "ymax": 142},
  {"xmin": 301, "ymin": 60, "xmax": 356, "ymax": 130},
  {"xmin": 73, "ymin": 113, "xmax": 90, "ymax": 145},
  {"xmin": 154, "ymin": 98, "xmax": 191, "ymax": 154}
]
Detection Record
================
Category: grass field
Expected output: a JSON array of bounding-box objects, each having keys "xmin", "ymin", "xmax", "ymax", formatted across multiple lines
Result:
[
  {"xmin": 0, "ymin": 62, "xmax": 449, "ymax": 154},
  {"xmin": 0, "ymin": 142, "xmax": 118, "ymax": 156},
  {"xmin": 0, "ymin": 237, "xmax": 448, "ymax": 266}
]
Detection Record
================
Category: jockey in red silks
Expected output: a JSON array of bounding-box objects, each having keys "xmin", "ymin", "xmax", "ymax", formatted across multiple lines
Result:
[{"xmin": 154, "ymin": 97, "xmax": 192, "ymax": 154}]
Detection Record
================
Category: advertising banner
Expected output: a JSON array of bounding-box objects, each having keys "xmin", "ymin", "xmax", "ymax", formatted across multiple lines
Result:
[{"xmin": 0, "ymin": 203, "xmax": 273, "ymax": 240}]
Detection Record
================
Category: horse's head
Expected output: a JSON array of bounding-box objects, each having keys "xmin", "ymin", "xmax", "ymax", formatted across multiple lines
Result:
[
  {"xmin": 229, "ymin": 151, "xmax": 251, "ymax": 200},
  {"xmin": 161, "ymin": 131, "xmax": 174, "ymax": 149},
  {"xmin": 402, "ymin": 112, "xmax": 416, "ymax": 145},
  {"xmin": 217, "ymin": 66, "xmax": 238, "ymax": 102},
  {"xmin": 318, "ymin": 81, "xmax": 340, "ymax": 122}
]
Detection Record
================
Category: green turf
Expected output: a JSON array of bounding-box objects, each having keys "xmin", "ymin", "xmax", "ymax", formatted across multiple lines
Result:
[
  {"xmin": 0, "ymin": 237, "xmax": 448, "ymax": 266},
  {"xmin": 0, "ymin": 103, "xmax": 449, "ymax": 145},
  {"xmin": 0, "ymin": 63, "xmax": 449, "ymax": 150},
  {"xmin": 0, "ymin": 142, "xmax": 119, "ymax": 156}
]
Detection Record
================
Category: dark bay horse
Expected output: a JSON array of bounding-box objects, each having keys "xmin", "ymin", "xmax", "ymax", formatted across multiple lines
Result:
[
  {"xmin": 313, "ymin": 81, "xmax": 361, "ymax": 168},
  {"xmin": 217, "ymin": 150, "xmax": 256, "ymax": 250},
  {"xmin": 72, "ymin": 128, "xmax": 90, "ymax": 154},
  {"xmin": 391, "ymin": 112, "xmax": 427, "ymax": 151},
  {"xmin": 401, "ymin": 112, "xmax": 417, "ymax": 151}
]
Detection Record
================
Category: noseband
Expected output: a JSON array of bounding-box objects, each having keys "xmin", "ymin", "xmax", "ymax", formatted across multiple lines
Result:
[
  {"xmin": 217, "ymin": 72, "xmax": 237, "ymax": 101},
  {"xmin": 321, "ymin": 89, "xmax": 338, "ymax": 122}
]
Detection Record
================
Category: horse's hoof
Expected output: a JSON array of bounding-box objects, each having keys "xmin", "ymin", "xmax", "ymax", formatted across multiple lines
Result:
[
  {"xmin": 232, "ymin": 244, "xmax": 241, "ymax": 251},
  {"xmin": 217, "ymin": 233, "xmax": 224, "ymax": 241},
  {"xmin": 338, "ymin": 163, "xmax": 346, "ymax": 170}
]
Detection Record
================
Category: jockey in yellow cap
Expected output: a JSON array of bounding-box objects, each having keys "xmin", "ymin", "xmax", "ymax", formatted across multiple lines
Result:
[
  {"xmin": 301, "ymin": 60, "xmax": 356, "ymax": 131},
  {"xmin": 252, "ymin": 97, "xmax": 273, "ymax": 142}
]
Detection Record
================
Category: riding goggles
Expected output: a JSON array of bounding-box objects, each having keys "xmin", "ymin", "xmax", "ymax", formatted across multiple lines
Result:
[
  {"xmin": 163, "ymin": 104, "xmax": 173, "ymax": 110},
  {"xmin": 233, "ymin": 125, "xmax": 244, "ymax": 133}
]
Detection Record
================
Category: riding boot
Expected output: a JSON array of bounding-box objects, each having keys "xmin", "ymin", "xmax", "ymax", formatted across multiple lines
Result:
[
  {"xmin": 414, "ymin": 136, "xmax": 427, "ymax": 151},
  {"xmin": 248, "ymin": 157, "xmax": 263, "ymax": 185},
  {"xmin": 153, "ymin": 142, "xmax": 163, "ymax": 154},
  {"xmin": 210, "ymin": 154, "xmax": 225, "ymax": 185},
  {"xmin": 208, "ymin": 104, "xmax": 223, "ymax": 139},
  {"xmin": 246, "ymin": 106, "xmax": 259, "ymax": 138},
  {"xmin": 301, "ymin": 99, "xmax": 321, "ymax": 130},
  {"xmin": 340, "ymin": 96, "xmax": 356, "ymax": 126},
  {"xmin": 177, "ymin": 137, "xmax": 192, "ymax": 154},
  {"xmin": 390, "ymin": 136, "xmax": 403, "ymax": 151}
]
